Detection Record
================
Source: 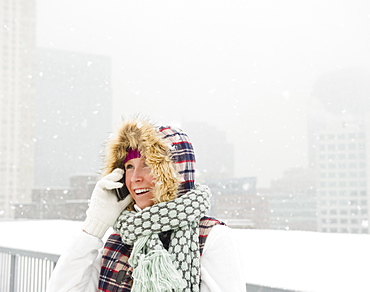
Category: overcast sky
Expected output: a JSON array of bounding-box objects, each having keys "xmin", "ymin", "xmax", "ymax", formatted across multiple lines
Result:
[{"xmin": 36, "ymin": 0, "xmax": 370, "ymax": 186}]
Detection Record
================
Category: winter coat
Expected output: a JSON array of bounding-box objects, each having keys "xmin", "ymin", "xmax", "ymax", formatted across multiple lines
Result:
[{"xmin": 46, "ymin": 118, "xmax": 246, "ymax": 291}]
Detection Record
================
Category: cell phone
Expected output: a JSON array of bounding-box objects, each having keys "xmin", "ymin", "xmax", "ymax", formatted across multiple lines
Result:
[{"xmin": 115, "ymin": 172, "xmax": 130, "ymax": 201}]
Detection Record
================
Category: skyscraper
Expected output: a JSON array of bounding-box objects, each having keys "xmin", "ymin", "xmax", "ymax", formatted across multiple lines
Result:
[
  {"xmin": 183, "ymin": 122, "xmax": 235, "ymax": 181},
  {"xmin": 34, "ymin": 48, "xmax": 113, "ymax": 188},
  {"xmin": 0, "ymin": 0, "xmax": 36, "ymax": 219},
  {"xmin": 315, "ymin": 119, "xmax": 370, "ymax": 234},
  {"xmin": 309, "ymin": 67, "xmax": 370, "ymax": 234}
]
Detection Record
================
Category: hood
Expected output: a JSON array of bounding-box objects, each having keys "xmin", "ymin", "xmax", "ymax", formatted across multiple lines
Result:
[{"xmin": 103, "ymin": 118, "xmax": 196, "ymax": 205}]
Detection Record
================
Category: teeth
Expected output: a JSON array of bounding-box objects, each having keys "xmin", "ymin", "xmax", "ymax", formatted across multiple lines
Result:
[{"xmin": 135, "ymin": 188, "xmax": 150, "ymax": 194}]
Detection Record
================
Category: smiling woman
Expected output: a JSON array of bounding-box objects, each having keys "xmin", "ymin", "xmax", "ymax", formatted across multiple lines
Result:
[
  {"xmin": 124, "ymin": 156, "xmax": 156, "ymax": 209},
  {"xmin": 46, "ymin": 117, "xmax": 245, "ymax": 292}
]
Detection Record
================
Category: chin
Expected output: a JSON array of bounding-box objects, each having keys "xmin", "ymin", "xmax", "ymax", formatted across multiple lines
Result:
[{"xmin": 137, "ymin": 200, "xmax": 154, "ymax": 209}]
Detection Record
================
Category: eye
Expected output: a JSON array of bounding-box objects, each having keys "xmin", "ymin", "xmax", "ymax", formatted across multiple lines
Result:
[{"xmin": 124, "ymin": 163, "xmax": 134, "ymax": 170}]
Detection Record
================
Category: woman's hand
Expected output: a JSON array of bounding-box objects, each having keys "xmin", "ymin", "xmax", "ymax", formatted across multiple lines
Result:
[{"xmin": 82, "ymin": 168, "xmax": 132, "ymax": 238}]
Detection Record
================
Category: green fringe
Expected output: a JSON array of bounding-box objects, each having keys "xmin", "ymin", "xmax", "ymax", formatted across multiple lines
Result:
[{"xmin": 129, "ymin": 236, "xmax": 187, "ymax": 292}]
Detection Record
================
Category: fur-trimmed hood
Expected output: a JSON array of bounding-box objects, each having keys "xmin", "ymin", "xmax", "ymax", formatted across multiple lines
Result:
[{"xmin": 103, "ymin": 118, "xmax": 196, "ymax": 206}]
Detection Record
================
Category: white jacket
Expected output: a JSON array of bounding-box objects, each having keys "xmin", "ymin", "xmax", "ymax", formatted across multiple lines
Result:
[{"xmin": 46, "ymin": 224, "xmax": 245, "ymax": 292}]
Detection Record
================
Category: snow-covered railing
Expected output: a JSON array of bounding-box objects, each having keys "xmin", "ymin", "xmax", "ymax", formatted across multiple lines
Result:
[{"xmin": 0, "ymin": 246, "xmax": 59, "ymax": 292}]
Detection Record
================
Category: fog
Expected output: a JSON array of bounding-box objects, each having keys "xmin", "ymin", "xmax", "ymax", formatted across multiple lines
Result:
[
  {"xmin": 2, "ymin": 2, "xmax": 370, "ymax": 290},
  {"xmin": 36, "ymin": 0, "xmax": 370, "ymax": 187}
]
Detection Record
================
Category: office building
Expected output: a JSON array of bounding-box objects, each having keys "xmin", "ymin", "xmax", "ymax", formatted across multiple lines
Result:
[
  {"xmin": 207, "ymin": 177, "xmax": 268, "ymax": 229},
  {"xmin": 0, "ymin": 0, "xmax": 36, "ymax": 218},
  {"xmin": 315, "ymin": 119, "xmax": 370, "ymax": 234},
  {"xmin": 184, "ymin": 122, "xmax": 235, "ymax": 181},
  {"xmin": 268, "ymin": 167, "xmax": 317, "ymax": 231},
  {"xmin": 34, "ymin": 48, "xmax": 113, "ymax": 188}
]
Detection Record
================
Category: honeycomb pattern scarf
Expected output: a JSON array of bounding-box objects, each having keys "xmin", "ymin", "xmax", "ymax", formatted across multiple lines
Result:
[{"xmin": 114, "ymin": 184, "xmax": 211, "ymax": 292}]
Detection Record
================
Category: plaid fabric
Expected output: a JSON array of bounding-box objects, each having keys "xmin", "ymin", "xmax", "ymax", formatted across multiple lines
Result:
[
  {"xmin": 156, "ymin": 126, "xmax": 196, "ymax": 195},
  {"xmin": 99, "ymin": 234, "xmax": 133, "ymax": 292},
  {"xmin": 199, "ymin": 216, "xmax": 226, "ymax": 255},
  {"xmin": 98, "ymin": 216, "xmax": 224, "ymax": 291}
]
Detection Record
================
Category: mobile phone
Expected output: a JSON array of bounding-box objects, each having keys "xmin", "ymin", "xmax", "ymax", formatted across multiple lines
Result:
[{"xmin": 115, "ymin": 172, "xmax": 130, "ymax": 201}]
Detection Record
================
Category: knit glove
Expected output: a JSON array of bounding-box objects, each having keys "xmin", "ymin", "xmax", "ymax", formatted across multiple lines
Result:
[{"xmin": 82, "ymin": 168, "xmax": 133, "ymax": 238}]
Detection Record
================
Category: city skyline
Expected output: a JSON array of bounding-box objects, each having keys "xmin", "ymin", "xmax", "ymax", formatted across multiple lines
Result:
[{"xmin": 35, "ymin": 0, "xmax": 370, "ymax": 187}]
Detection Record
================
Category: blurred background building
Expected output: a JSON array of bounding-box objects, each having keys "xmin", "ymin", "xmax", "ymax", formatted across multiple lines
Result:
[
  {"xmin": 267, "ymin": 167, "xmax": 317, "ymax": 231},
  {"xmin": 314, "ymin": 120, "xmax": 370, "ymax": 234},
  {"xmin": 12, "ymin": 47, "xmax": 113, "ymax": 220},
  {"xmin": 13, "ymin": 173, "xmax": 97, "ymax": 220},
  {"xmin": 34, "ymin": 48, "xmax": 112, "ymax": 187},
  {"xmin": 0, "ymin": 0, "xmax": 36, "ymax": 219}
]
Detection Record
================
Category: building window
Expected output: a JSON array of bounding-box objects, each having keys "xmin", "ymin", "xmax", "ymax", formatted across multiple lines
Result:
[
  {"xmin": 348, "ymin": 143, "xmax": 356, "ymax": 150},
  {"xmin": 359, "ymin": 162, "xmax": 366, "ymax": 168},
  {"xmin": 348, "ymin": 154, "xmax": 357, "ymax": 160},
  {"xmin": 338, "ymin": 154, "xmax": 346, "ymax": 160},
  {"xmin": 339, "ymin": 191, "xmax": 347, "ymax": 196},
  {"xmin": 349, "ymin": 163, "xmax": 357, "ymax": 168},
  {"xmin": 349, "ymin": 181, "xmax": 358, "ymax": 187},
  {"xmin": 328, "ymin": 144, "xmax": 336, "ymax": 150},
  {"xmin": 338, "ymin": 144, "xmax": 346, "ymax": 150}
]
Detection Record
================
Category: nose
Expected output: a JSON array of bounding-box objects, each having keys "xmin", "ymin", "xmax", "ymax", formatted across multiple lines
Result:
[{"xmin": 131, "ymin": 168, "xmax": 143, "ymax": 182}]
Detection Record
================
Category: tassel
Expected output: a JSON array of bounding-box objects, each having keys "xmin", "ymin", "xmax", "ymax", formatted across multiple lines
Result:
[{"xmin": 129, "ymin": 236, "xmax": 186, "ymax": 292}]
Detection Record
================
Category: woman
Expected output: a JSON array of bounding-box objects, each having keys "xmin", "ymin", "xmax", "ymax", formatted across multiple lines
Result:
[{"xmin": 47, "ymin": 118, "xmax": 245, "ymax": 292}]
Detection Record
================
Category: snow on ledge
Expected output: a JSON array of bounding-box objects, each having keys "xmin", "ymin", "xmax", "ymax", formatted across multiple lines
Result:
[{"xmin": 1, "ymin": 220, "xmax": 370, "ymax": 291}]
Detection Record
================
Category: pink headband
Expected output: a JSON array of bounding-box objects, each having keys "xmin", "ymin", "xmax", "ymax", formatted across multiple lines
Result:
[{"xmin": 124, "ymin": 148, "xmax": 142, "ymax": 164}]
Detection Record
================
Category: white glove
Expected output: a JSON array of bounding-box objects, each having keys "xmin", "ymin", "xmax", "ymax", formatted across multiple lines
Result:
[{"xmin": 82, "ymin": 168, "xmax": 133, "ymax": 238}]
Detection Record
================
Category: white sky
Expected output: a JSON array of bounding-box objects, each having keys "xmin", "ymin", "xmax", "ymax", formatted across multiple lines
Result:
[{"xmin": 35, "ymin": 0, "xmax": 370, "ymax": 186}]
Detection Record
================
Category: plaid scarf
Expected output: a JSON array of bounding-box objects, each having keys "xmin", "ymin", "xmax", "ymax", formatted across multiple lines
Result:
[{"xmin": 113, "ymin": 184, "xmax": 211, "ymax": 292}]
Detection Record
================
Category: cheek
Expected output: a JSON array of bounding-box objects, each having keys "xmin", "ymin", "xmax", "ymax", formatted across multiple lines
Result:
[
  {"xmin": 146, "ymin": 174, "xmax": 155, "ymax": 185},
  {"xmin": 125, "ymin": 173, "xmax": 132, "ymax": 188}
]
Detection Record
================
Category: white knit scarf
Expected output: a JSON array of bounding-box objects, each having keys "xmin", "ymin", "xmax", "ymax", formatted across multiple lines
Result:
[{"xmin": 114, "ymin": 184, "xmax": 211, "ymax": 292}]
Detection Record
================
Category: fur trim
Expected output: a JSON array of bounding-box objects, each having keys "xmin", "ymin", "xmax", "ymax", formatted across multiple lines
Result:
[{"xmin": 103, "ymin": 118, "xmax": 180, "ymax": 206}]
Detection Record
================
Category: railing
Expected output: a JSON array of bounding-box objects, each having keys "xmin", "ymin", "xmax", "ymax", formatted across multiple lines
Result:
[
  {"xmin": 0, "ymin": 246, "xmax": 295, "ymax": 292},
  {"xmin": 0, "ymin": 246, "xmax": 59, "ymax": 292}
]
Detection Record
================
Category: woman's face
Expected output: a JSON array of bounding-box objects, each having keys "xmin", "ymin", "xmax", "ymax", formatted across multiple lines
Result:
[{"xmin": 124, "ymin": 157, "xmax": 155, "ymax": 209}]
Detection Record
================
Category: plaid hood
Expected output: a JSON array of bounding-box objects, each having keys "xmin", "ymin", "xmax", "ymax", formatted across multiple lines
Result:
[{"xmin": 102, "ymin": 118, "xmax": 196, "ymax": 206}]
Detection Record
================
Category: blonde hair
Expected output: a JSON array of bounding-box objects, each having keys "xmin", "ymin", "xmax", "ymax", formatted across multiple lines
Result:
[{"xmin": 103, "ymin": 118, "xmax": 181, "ymax": 207}]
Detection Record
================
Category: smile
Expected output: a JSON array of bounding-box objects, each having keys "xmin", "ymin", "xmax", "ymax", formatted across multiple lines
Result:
[{"xmin": 134, "ymin": 188, "xmax": 151, "ymax": 195}]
